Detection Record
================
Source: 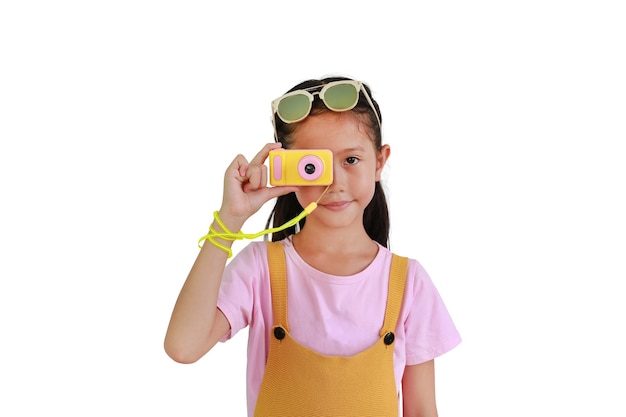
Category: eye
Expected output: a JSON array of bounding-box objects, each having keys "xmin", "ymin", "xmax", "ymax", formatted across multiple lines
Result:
[{"xmin": 345, "ymin": 156, "xmax": 359, "ymax": 165}]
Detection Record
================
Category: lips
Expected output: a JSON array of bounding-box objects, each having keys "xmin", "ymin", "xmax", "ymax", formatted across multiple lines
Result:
[{"xmin": 321, "ymin": 201, "xmax": 352, "ymax": 211}]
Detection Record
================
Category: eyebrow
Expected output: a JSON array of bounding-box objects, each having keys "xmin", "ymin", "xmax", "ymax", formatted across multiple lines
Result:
[{"xmin": 338, "ymin": 146, "xmax": 367, "ymax": 154}]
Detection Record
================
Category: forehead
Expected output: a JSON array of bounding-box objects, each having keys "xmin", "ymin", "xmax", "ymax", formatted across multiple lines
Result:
[{"xmin": 291, "ymin": 111, "xmax": 376, "ymax": 150}]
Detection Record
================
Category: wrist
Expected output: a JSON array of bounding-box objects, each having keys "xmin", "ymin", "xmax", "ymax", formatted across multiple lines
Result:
[
  {"xmin": 198, "ymin": 211, "xmax": 244, "ymax": 258},
  {"xmin": 214, "ymin": 209, "xmax": 246, "ymax": 233}
]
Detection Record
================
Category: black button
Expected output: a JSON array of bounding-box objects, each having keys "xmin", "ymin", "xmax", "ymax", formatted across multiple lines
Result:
[
  {"xmin": 384, "ymin": 332, "xmax": 395, "ymax": 345},
  {"xmin": 273, "ymin": 326, "xmax": 286, "ymax": 340}
]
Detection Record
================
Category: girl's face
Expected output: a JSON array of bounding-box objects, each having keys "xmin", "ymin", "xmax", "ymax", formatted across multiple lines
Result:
[{"xmin": 290, "ymin": 111, "xmax": 390, "ymax": 232}]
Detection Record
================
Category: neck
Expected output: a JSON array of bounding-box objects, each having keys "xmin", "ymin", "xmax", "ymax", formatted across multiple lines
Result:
[
  {"xmin": 292, "ymin": 224, "xmax": 375, "ymax": 255},
  {"xmin": 291, "ymin": 226, "xmax": 379, "ymax": 276}
]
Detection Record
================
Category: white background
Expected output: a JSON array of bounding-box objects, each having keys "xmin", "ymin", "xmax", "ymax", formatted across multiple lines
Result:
[{"xmin": 1, "ymin": 1, "xmax": 625, "ymax": 416}]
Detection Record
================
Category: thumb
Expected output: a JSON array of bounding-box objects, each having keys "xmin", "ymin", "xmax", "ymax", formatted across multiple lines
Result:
[{"xmin": 265, "ymin": 186, "xmax": 299, "ymax": 201}]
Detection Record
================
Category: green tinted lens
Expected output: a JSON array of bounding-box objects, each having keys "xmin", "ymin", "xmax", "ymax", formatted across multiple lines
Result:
[
  {"xmin": 323, "ymin": 83, "xmax": 359, "ymax": 110},
  {"xmin": 277, "ymin": 93, "xmax": 311, "ymax": 122}
]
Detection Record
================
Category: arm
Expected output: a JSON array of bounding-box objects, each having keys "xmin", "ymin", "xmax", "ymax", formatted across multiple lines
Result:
[
  {"xmin": 402, "ymin": 360, "xmax": 438, "ymax": 417},
  {"xmin": 164, "ymin": 142, "xmax": 297, "ymax": 364},
  {"xmin": 163, "ymin": 221, "xmax": 238, "ymax": 364}
]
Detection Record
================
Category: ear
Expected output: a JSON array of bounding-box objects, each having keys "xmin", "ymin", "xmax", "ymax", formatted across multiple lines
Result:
[{"xmin": 375, "ymin": 144, "xmax": 391, "ymax": 181}]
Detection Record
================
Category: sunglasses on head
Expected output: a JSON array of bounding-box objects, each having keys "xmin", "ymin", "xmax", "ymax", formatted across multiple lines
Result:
[{"xmin": 271, "ymin": 80, "xmax": 381, "ymax": 127}]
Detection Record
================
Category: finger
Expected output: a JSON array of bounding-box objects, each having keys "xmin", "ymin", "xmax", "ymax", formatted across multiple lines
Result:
[
  {"xmin": 249, "ymin": 142, "xmax": 283, "ymax": 167},
  {"xmin": 224, "ymin": 154, "xmax": 249, "ymax": 180},
  {"xmin": 260, "ymin": 162, "xmax": 268, "ymax": 187},
  {"xmin": 264, "ymin": 185, "xmax": 299, "ymax": 200},
  {"xmin": 242, "ymin": 165, "xmax": 265, "ymax": 192}
]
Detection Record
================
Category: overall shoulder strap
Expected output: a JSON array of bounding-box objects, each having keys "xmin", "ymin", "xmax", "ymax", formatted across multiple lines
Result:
[
  {"xmin": 266, "ymin": 241, "xmax": 289, "ymax": 331},
  {"xmin": 380, "ymin": 254, "xmax": 409, "ymax": 337}
]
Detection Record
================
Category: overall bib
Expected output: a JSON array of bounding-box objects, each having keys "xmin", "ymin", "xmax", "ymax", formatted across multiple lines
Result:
[{"xmin": 254, "ymin": 241, "xmax": 408, "ymax": 417}]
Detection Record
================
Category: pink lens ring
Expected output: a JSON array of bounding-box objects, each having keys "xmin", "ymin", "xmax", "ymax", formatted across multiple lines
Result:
[{"xmin": 297, "ymin": 155, "xmax": 323, "ymax": 181}]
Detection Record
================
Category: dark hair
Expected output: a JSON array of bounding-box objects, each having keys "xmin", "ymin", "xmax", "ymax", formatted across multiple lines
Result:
[{"xmin": 266, "ymin": 76, "xmax": 390, "ymax": 248}]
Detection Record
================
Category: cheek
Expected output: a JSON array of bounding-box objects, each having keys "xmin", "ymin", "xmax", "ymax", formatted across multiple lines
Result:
[
  {"xmin": 356, "ymin": 164, "xmax": 378, "ymax": 184},
  {"xmin": 357, "ymin": 170, "xmax": 378, "ymax": 199},
  {"xmin": 295, "ymin": 188, "xmax": 321, "ymax": 206},
  {"xmin": 362, "ymin": 176, "xmax": 377, "ymax": 197}
]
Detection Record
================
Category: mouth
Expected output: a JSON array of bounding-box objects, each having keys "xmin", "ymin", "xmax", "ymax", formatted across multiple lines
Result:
[{"xmin": 321, "ymin": 201, "xmax": 352, "ymax": 211}]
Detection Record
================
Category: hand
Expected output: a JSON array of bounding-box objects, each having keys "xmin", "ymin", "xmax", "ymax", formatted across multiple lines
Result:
[{"xmin": 218, "ymin": 143, "xmax": 298, "ymax": 229}]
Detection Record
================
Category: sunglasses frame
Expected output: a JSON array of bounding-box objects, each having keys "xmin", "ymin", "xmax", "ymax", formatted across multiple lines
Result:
[{"xmin": 271, "ymin": 80, "xmax": 381, "ymax": 141}]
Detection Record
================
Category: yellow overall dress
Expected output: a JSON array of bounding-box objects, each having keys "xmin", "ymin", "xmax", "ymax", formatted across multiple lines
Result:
[{"xmin": 254, "ymin": 241, "xmax": 408, "ymax": 417}]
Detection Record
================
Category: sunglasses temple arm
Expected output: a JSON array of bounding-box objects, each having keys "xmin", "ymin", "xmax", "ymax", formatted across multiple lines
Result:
[
  {"xmin": 361, "ymin": 85, "xmax": 381, "ymax": 127},
  {"xmin": 271, "ymin": 112, "xmax": 279, "ymax": 142}
]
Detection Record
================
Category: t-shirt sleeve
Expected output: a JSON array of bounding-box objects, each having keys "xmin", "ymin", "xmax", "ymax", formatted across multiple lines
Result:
[
  {"xmin": 403, "ymin": 260, "xmax": 462, "ymax": 365},
  {"xmin": 216, "ymin": 242, "xmax": 267, "ymax": 342}
]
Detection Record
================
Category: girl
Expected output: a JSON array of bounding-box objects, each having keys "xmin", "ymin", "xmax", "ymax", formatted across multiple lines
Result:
[{"xmin": 164, "ymin": 76, "xmax": 461, "ymax": 416}]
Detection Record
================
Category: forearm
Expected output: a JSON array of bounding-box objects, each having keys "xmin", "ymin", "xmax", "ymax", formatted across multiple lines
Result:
[
  {"xmin": 164, "ymin": 213, "xmax": 244, "ymax": 363},
  {"xmin": 402, "ymin": 360, "xmax": 438, "ymax": 417}
]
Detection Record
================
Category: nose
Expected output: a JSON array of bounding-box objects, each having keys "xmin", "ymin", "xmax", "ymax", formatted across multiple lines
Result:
[{"xmin": 328, "ymin": 160, "xmax": 345, "ymax": 192}]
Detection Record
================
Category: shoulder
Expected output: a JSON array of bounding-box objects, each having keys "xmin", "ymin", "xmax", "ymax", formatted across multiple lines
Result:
[
  {"xmin": 226, "ymin": 239, "xmax": 295, "ymax": 274},
  {"xmin": 233, "ymin": 239, "xmax": 269, "ymax": 259},
  {"xmin": 382, "ymin": 247, "xmax": 447, "ymax": 312},
  {"xmin": 384, "ymin": 247, "xmax": 434, "ymax": 287},
  {"xmin": 223, "ymin": 241, "xmax": 270, "ymax": 278},
  {"xmin": 377, "ymin": 245, "xmax": 431, "ymax": 286}
]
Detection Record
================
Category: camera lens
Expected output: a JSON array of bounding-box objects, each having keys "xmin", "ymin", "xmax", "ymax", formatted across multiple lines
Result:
[{"xmin": 298, "ymin": 155, "xmax": 324, "ymax": 181}]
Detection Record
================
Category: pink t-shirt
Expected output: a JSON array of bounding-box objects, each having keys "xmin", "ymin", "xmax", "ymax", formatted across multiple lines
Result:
[{"xmin": 217, "ymin": 237, "xmax": 461, "ymax": 416}]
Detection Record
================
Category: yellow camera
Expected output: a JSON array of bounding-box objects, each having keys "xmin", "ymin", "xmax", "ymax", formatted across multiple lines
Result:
[{"xmin": 269, "ymin": 149, "xmax": 333, "ymax": 186}]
